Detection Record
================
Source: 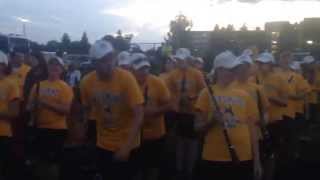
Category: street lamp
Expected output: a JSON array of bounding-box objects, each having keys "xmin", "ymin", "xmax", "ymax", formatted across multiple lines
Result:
[
  {"xmin": 15, "ymin": 16, "xmax": 31, "ymax": 37},
  {"xmin": 306, "ymin": 40, "xmax": 314, "ymax": 45}
]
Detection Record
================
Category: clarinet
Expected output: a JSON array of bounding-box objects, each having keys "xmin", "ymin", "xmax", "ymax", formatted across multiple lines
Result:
[
  {"xmin": 256, "ymin": 77, "xmax": 273, "ymax": 158},
  {"xmin": 205, "ymin": 79, "xmax": 240, "ymax": 164}
]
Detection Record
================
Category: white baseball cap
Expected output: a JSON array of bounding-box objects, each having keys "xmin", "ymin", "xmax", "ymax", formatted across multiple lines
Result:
[
  {"xmin": 89, "ymin": 40, "xmax": 114, "ymax": 60},
  {"xmin": 194, "ymin": 57, "xmax": 204, "ymax": 64},
  {"xmin": 49, "ymin": 56, "xmax": 65, "ymax": 67},
  {"xmin": 117, "ymin": 51, "xmax": 131, "ymax": 66},
  {"xmin": 0, "ymin": 51, "xmax": 8, "ymax": 66},
  {"xmin": 130, "ymin": 53, "xmax": 147, "ymax": 63},
  {"xmin": 289, "ymin": 61, "xmax": 301, "ymax": 71},
  {"xmin": 213, "ymin": 50, "xmax": 240, "ymax": 70},
  {"xmin": 131, "ymin": 54, "xmax": 150, "ymax": 70},
  {"xmin": 301, "ymin": 56, "xmax": 315, "ymax": 64},
  {"xmin": 237, "ymin": 54, "xmax": 253, "ymax": 65},
  {"xmin": 173, "ymin": 48, "xmax": 191, "ymax": 61},
  {"xmin": 256, "ymin": 52, "xmax": 275, "ymax": 64},
  {"xmin": 242, "ymin": 49, "xmax": 253, "ymax": 56}
]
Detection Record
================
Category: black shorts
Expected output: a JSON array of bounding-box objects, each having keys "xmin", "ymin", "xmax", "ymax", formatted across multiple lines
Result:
[
  {"xmin": 87, "ymin": 120, "xmax": 97, "ymax": 144},
  {"xmin": 60, "ymin": 145, "xmax": 97, "ymax": 180},
  {"xmin": 267, "ymin": 117, "xmax": 292, "ymax": 143},
  {"xmin": 0, "ymin": 136, "xmax": 11, "ymax": 165},
  {"xmin": 139, "ymin": 137, "xmax": 165, "ymax": 168},
  {"xmin": 173, "ymin": 112, "xmax": 196, "ymax": 138},
  {"xmin": 96, "ymin": 147, "xmax": 139, "ymax": 180},
  {"xmin": 196, "ymin": 160, "xmax": 253, "ymax": 180},
  {"xmin": 309, "ymin": 103, "xmax": 319, "ymax": 123},
  {"xmin": 33, "ymin": 128, "xmax": 67, "ymax": 162}
]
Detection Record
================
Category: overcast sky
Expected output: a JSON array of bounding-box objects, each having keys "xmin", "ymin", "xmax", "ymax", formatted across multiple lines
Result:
[{"xmin": 1, "ymin": 0, "xmax": 320, "ymax": 44}]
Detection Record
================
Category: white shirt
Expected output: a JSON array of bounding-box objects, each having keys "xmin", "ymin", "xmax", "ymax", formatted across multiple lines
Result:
[{"xmin": 67, "ymin": 70, "xmax": 81, "ymax": 87}]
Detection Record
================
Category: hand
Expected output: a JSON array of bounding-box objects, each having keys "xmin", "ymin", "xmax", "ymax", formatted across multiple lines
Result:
[
  {"xmin": 144, "ymin": 105, "xmax": 158, "ymax": 117},
  {"xmin": 113, "ymin": 146, "xmax": 130, "ymax": 162},
  {"xmin": 213, "ymin": 112, "xmax": 225, "ymax": 126},
  {"xmin": 170, "ymin": 97, "xmax": 179, "ymax": 112},
  {"xmin": 254, "ymin": 160, "xmax": 263, "ymax": 180},
  {"xmin": 38, "ymin": 99, "xmax": 48, "ymax": 107}
]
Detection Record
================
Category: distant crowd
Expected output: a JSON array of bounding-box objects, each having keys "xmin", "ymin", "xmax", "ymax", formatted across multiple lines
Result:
[{"xmin": 0, "ymin": 39, "xmax": 319, "ymax": 180}]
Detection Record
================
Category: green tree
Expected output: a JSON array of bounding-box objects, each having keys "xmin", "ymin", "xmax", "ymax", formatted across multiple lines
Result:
[
  {"xmin": 166, "ymin": 14, "xmax": 193, "ymax": 50},
  {"xmin": 240, "ymin": 24, "xmax": 248, "ymax": 31},
  {"xmin": 61, "ymin": 33, "xmax": 71, "ymax": 52},
  {"xmin": 46, "ymin": 40, "xmax": 60, "ymax": 52},
  {"xmin": 102, "ymin": 30, "xmax": 133, "ymax": 52},
  {"xmin": 214, "ymin": 24, "xmax": 220, "ymax": 31},
  {"xmin": 80, "ymin": 32, "xmax": 90, "ymax": 54},
  {"xmin": 226, "ymin": 24, "xmax": 235, "ymax": 31}
]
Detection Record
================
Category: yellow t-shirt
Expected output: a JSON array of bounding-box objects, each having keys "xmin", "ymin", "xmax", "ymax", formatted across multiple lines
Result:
[
  {"xmin": 141, "ymin": 75, "xmax": 170, "ymax": 140},
  {"xmin": 0, "ymin": 78, "xmax": 20, "ymax": 137},
  {"xmin": 8, "ymin": 64, "xmax": 31, "ymax": 96},
  {"xmin": 80, "ymin": 71, "xmax": 98, "ymax": 121},
  {"xmin": 195, "ymin": 84, "xmax": 257, "ymax": 162},
  {"xmin": 287, "ymin": 72, "xmax": 311, "ymax": 114},
  {"xmin": 159, "ymin": 72, "xmax": 170, "ymax": 82},
  {"xmin": 231, "ymin": 81, "xmax": 269, "ymax": 121},
  {"xmin": 165, "ymin": 67, "xmax": 205, "ymax": 112},
  {"xmin": 256, "ymin": 72, "xmax": 290, "ymax": 122},
  {"xmin": 81, "ymin": 68, "xmax": 144, "ymax": 152},
  {"xmin": 30, "ymin": 80, "xmax": 74, "ymax": 129},
  {"xmin": 275, "ymin": 69, "xmax": 299, "ymax": 118},
  {"xmin": 307, "ymin": 70, "xmax": 320, "ymax": 104}
]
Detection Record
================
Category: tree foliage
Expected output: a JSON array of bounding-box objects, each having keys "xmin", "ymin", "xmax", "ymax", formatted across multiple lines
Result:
[
  {"xmin": 102, "ymin": 30, "xmax": 133, "ymax": 52},
  {"xmin": 166, "ymin": 14, "xmax": 193, "ymax": 50}
]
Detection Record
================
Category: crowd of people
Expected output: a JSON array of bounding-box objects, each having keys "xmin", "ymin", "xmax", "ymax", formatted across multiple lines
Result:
[{"xmin": 0, "ymin": 39, "xmax": 319, "ymax": 180}]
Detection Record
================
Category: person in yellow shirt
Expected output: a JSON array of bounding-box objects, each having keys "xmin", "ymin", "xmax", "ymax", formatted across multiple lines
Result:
[
  {"xmin": 159, "ymin": 56, "xmax": 176, "ymax": 81},
  {"xmin": 288, "ymin": 60, "xmax": 311, "ymax": 154},
  {"xmin": 80, "ymin": 71, "xmax": 99, "ymax": 145},
  {"xmin": 81, "ymin": 40, "xmax": 144, "ymax": 180},
  {"xmin": 301, "ymin": 56, "xmax": 319, "ymax": 124},
  {"xmin": 7, "ymin": 52, "xmax": 31, "ymax": 163},
  {"xmin": 131, "ymin": 53, "xmax": 172, "ymax": 180},
  {"xmin": 255, "ymin": 52, "xmax": 295, "ymax": 179},
  {"xmin": 190, "ymin": 57, "xmax": 204, "ymax": 71},
  {"xmin": 117, "ymin": 51, "xmax": 132, "ymax": 71},
  {"xmin": 233, "ymin": 54, "xmax": 269, "ymax": 123},
  {"xmin": 195, "ymin": 51, "xmax": 261, "ymax": 180},
  {"xmin": 165, "ymin": 48, "xmax": 206, "ymax": 179},
  {"xmin": 232, "ymin": 55, "xmax": 271, "ymax": 163},
  {"xmin": 27, "ymin": 56, "xmax": 73, "ymax": 178},
  {"xmin": 274, "ymin": 52, "xmax": 315, "ymax": 176},
  {"xmin": 8, "ymin": 52, "xmax": 31, "ymax": 94},
  {"xmin": 0, "ymin": 51, "xmax": 20, "ymax": 178}
]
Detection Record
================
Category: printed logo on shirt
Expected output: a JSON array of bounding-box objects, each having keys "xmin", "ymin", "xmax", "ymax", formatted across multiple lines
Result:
[
  {"xmin": 93, "ymin": 91, "xmax": 122, "ymax": 108},
  {"xmin": 215, "ymin": 96, "xmax": 245, "ymax": 107},
  {"xmin": 222, "ymin": 106, "xmax": 239, "ymax": 128},
  {"xmin": 40, "ymin": 88, "xmax": 59, "ymax": 97},
  {"xmin": 93, "ymin": 91, "xmax": 122, "ymax": 129}
]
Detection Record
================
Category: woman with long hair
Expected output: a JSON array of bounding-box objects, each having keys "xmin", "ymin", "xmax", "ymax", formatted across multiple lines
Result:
[{"xmin": 0, "ymin": 51, "xmax": 20, "ymax": 179}]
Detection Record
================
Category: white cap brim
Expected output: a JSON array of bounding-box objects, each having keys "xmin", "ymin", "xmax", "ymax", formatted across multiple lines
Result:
[
  {"xmin": 173, "ymin": 54, "xmax": 188, "ymax": 61},
  {"xmin": 49, "ymin": 57, "xmax": 65, "ymax": 67},
  {"xmin": 133, "ymin": 61, "xmax": 151, "ymax": 70},
  {"xmin": 215, "ymin": 60, "xmax": 241, "ymax": 70},
  {"xmin": 237, "ymin": 55, "xmax": 253, "ymax": 65},
  {"xmin": 256, "ymin": 56, "xmax": 273, "ymax": 63},
  {"xmin": 0, "ymin": 51, "xmax": 8, "ymax": 66},
  {"xmin": 301, "ymin": 56, "xmax": 315, "ymax": 64},
  {"xmin": 90, "ymin": 40, "xmax": 114, "ymax": 60},
  {"xmin": 118, "ymin": 59, "xmax": 132, "ymax": 66}
]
